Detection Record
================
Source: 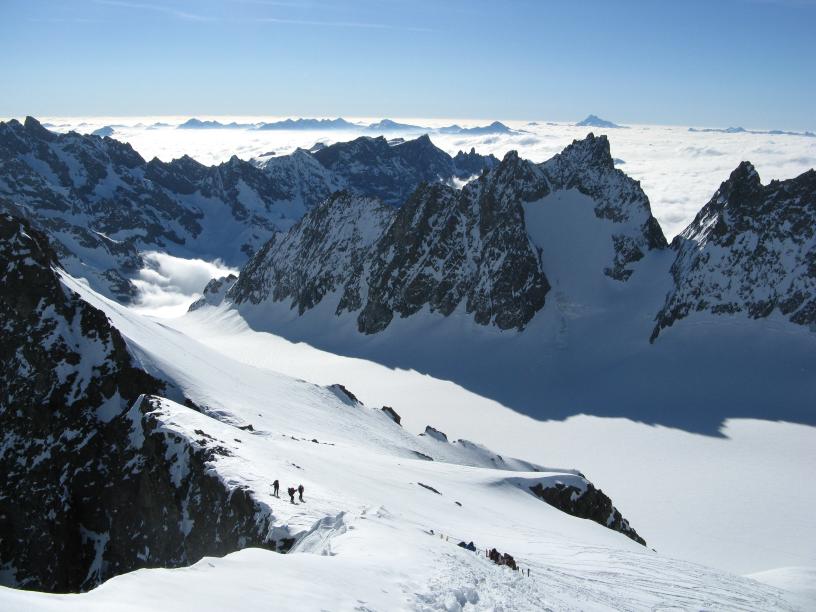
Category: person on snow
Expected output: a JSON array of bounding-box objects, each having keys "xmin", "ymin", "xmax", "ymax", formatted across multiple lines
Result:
[
  {"xmin": 272, "ymin": 480, "xmax": 280, "ymax": 497},
  {"xmin": 298, "ymin": 484, "xmax": 304, "ymax": 502},
  {"xmin": 288, "ymin": 487, "xmax": 296, "ymax": 503}
]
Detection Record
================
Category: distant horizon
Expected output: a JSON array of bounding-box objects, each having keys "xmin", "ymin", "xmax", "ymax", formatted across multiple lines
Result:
[
  {"xmin": 5, "ymin": 112, "xmax": 814, "ymax": 134},
  {"xmin": 2, "ymin": 0, "xmax": 815, "ymax": 131}
]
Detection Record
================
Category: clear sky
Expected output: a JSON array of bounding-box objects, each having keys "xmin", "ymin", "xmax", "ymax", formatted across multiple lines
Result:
[{"xmin": 1, "ymin": 0, "xmax": 814, "ymax": 129}]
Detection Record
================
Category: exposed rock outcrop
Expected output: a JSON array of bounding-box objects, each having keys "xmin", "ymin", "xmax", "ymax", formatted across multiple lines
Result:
[{"xmin": 529, "ymin": 481, "xmax": 646, "ymax": 546}]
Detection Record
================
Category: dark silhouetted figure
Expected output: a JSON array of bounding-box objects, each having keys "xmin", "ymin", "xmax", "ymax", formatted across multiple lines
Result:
[
  {"xmin": 272, "ymin": 480, "xmax": 280, "ymax": 497},
  {"xmin": 288, "ymin": 487, "xmax": 296, "ymax": 503},
  {"xmin": 298, "ymin": 484, "xmax": 304, "ymax": 502}
]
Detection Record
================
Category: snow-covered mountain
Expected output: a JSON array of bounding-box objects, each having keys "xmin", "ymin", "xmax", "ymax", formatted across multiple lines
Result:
[
  {"xmin": 0, "ymin": 213, "xmax": 669, "ymax": 599},
  {"xmin": 653, "ymin": 161, "xmax": 816, "ymax": 339},
  {"xmin": 228, "ymin": 133, "xmax": 666, "ymax": 334},
  {"xmin": 215, "ymin": 134, "xmax": 814, "ymax": 436},
  {"xmin": 0, "ymin": 118, "xmax": 496, "ymax": 301},
  {"xmin": 0, "ymin": 213, "xmax": 805, "ymax": 610},
  {"xmin": 0, "ymin": 214, "xmax": 281, "ymax": 592},
  {"xmin": 1, "ymin": 116, "xmax": 814, "ymax": 610},
  {"xmin": 225, "ymin": 132, "xmax": 816, "ymax": 345}
]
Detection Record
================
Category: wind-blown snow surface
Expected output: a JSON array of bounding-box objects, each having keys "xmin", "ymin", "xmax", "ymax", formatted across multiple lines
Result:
[
  {"xmin": 0, "ymin": 273, "xmax": 807, "ymax": 611},
  {"xmin": 168, "ymin": 307, "xmax": 816, "ymax": 579},
  {"xmin": 29, "ymin": 115, "xmax": 816, "ymax": 239}
]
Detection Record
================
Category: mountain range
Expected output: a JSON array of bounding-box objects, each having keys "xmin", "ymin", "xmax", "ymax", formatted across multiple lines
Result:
[
  {"xmin": 0, "ymin": 117, "xmax": 497, "ymax": 301},
  {"xmin": 176, "ymin": 116, "xmax": 518, "ymax": 135},
  {"xmin": 0, "ymin": 117, "xmax": 813, "ymax": 608}
]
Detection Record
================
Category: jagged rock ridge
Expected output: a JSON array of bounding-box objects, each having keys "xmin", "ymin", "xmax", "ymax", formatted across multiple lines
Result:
[
  {"xmin": 653, "ymin": 162, "xmax": 816, "ymax": 339},
  {"xmin": 229, "ymin": 134, "xmax": 667, "ymax": 333}
]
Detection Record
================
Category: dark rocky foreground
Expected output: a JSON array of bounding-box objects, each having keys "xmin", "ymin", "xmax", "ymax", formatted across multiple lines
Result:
[{"xmin": 0, "ymin": 215, "xmax": 283, "ymax": 593}]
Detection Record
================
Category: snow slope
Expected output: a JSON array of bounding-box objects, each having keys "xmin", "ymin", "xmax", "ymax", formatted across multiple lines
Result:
[
  {"xmin": 0, "ymin": 272, "xmax": 805, "ymax": 610},
  {"xmin": 169, "ymin": 306, "xmax": 816, "ymax": 579}
]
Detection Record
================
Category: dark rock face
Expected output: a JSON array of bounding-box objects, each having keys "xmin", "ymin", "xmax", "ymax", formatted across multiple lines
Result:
[
  {"xmin": 229, "ymin": 134, "xmax": 666, "ymax": 335},
  {"xmin": 420, "ymin": 426, "xmax": 449, "ymax": 442},
  {"xmin": 229, "ymin": 192, "xmax": 394, "ymax": 315},
  {"xmin": 0, "ymin": 216, "xmax": 280, "ymax": 593},
  {"xmin": 529, "ymin": 481, "xmax": 646, "ymax": 546},
  {"xmin": 358, "ymin": 153, "xmax": 551, "ymax": 333},
  {"xmin": 652, "ymin": 163, "xmax": 816, "ymax": 340},
  {"xmin": 381, "ymin": 406, "xmax": 402, "ymax": 425}
]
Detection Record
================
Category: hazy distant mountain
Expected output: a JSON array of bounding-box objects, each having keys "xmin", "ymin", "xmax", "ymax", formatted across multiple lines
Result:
[
  {"xmin": 689, "ymin": 126, "xmax": 815, "ymax": 137},
  {"xmin": 365, "ymin": 119, "xmax": 428, "ymax": 132},
  {"xmin": 91, "ymin": 126, "xmax": 115, "ymax": 137},
  {"xmin": 438, "ymin": 121, "xmax": 516, "ymax": 135},
  {"xmin": 576, "ymin": 114, "xmax": 624, "ymax": 129},
  {"xmin": 177, "ymin": 118, "xmax": 256, "ymax": 129},
  {"xmin": 256, "ymin": 118, "xmax": 360, "ymax": 131}
]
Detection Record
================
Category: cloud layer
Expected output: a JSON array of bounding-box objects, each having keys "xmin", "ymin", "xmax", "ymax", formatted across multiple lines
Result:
[{"xmin": 131, "ymin": 251, "xmax": 237, "ymax": 317}]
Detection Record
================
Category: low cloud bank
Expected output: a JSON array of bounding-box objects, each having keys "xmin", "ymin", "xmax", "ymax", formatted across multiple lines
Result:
[{"xmin": 132, "ymin": 251, "xmax": 238, "ymax": 318}]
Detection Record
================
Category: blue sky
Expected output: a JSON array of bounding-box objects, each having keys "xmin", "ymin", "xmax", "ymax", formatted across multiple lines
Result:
[{"xmin": 1, "ymin": 0, "xmax": 814, "ymax": 129}]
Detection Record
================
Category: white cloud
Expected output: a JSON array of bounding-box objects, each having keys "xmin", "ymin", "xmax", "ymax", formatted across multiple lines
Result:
[{"xmin": 131, "ymin": 251, "xmax": 237, "ymax": 318}]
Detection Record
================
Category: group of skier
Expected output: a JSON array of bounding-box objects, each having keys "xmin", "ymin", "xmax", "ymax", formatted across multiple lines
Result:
[{"xmin": 272, "ymin": 479, "xmax": 304, "ymax": 503}]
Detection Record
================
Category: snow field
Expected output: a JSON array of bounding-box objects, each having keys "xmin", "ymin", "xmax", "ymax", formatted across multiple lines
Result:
[{"xmin": 0, "ymin": 272, "xmax": 802, "ymax": 610}]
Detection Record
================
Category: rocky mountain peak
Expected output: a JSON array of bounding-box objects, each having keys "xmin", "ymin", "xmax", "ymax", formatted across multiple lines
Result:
[
  {"xmin": 654, "ymin": 165, "xmax": 816, "ymax": 340},
  {"xmin": 23, "ymin": 115, "xmax": 56, "ymax": 141},
  {"xmin": 715, "ymin": 161, "xmax": 763, "ymax": 209},
  {"xmin": 556, "ymin": 133, "xmax": 614, "ymax": 170}
]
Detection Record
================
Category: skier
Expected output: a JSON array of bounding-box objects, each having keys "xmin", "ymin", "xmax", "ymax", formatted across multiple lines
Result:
[
  {"xmin": 288, "ymin": 487, "xmax": 296, "ymax": 503},
  {"xmin": 272, "ymin": 479, "xmax": 279, "ymax": 497},
  {"xmin": 298, "ymin": 484, "xmax": 304, "ymax": 502}
]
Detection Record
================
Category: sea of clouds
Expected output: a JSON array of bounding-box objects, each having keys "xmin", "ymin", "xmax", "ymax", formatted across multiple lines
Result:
[
  {"xmin": 33, "ymin": 115, "xmax": 816, "ymax": 315},
  {"xmin": 38, "ymin": 114, "xmax": 816, "ymax": 240}
]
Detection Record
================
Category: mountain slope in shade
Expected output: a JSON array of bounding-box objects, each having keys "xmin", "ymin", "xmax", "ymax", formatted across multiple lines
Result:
[{"xmin": 218, "ymin": 135, "xmax": 814, "ymax": 433}]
